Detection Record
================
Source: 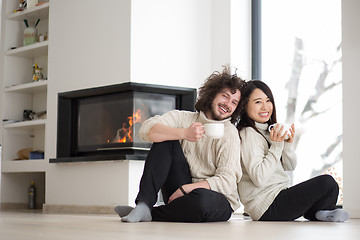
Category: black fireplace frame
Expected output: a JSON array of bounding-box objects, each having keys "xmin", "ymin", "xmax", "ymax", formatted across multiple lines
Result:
[{"xmin": 50, "ymin": 82, "xmax": 196, "ymax": 163}]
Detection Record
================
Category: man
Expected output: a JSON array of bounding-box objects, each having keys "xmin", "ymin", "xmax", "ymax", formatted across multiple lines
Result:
[{"xmin": 115, "ymin": 66, "xmax": 246, "ymax": 222}]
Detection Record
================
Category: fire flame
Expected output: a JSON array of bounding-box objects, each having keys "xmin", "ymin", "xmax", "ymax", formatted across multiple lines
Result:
[{"xmin": 111, "ymin": 109, "xmax": 143, "ymax": 143}]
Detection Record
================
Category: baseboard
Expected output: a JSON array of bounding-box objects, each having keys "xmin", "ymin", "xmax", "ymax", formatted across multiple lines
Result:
[
  {"xmin": 1, "ymin": 202, "xmax": 27, "ymax": 210},
  {"xmin": 346, "ymin": 208, "xmax": 360, "ymax": 219},
  {"xmin": 43, "ymin": 204, "xmax": 116, "ymax": 215}
]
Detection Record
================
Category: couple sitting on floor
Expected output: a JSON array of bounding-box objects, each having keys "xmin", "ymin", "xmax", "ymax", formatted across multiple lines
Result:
[{"xmin": 114, "ymin": 66, "xmax": 349, "ymax": 223}]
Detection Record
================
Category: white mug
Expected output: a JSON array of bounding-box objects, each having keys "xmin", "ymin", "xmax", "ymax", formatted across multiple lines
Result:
[
  {"xmin": 204, "ymin": 123, "xmax": 224, "ymax": 139},
  {"xmin": 268, "ymin": 123, "xmax": 292, "ymax": 140}
]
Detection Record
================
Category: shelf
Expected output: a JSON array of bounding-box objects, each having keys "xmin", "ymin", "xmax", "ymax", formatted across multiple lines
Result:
[
  {"xmin": 6, "ymin": 41, "xmax": 48, "ymax": 58},
  {"xmin": 1, "ymin": 159, "xmax": 47, "ymax": 173},
  {"xmin": 6, "ymin": 2, "xmax": 49, "ymax": 21},
  {"xmin": 3, "ymin": 119, "xmax": 46, "ymax": 130},
  {"xmin": 5, "ymin": 80, "xmax": 48, "ymax": 93}
]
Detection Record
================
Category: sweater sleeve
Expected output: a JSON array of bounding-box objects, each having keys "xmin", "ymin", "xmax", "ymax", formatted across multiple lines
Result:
[
  {"xmin": 139, "ymin": 110, "xmax": 193, "ymax": 142},
  {"xmin": 206, "ymin": 124, "xmax": 242, "ymax": 195},
  {"xmin": 240, "ymin": 127, "xmax": 284, "ymax": 187},
  {"xmin": 281, "ymin": 142, "xmax": 297, "ymax": 171}
]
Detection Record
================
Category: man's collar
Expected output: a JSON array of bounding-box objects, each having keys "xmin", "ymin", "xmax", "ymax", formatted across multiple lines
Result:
[{"xmin": 199, "ymin": 111, "xmax": 231, "ymax": 124}]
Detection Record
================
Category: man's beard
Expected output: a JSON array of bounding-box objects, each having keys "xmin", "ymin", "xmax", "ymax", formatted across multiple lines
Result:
[
  {"xmin": 211, "ymin": 103, "xmax": 231, "ymax": 120},
  {"xmin": 210, "ymin": 108, "xmax": 229, "ymax": 121}
]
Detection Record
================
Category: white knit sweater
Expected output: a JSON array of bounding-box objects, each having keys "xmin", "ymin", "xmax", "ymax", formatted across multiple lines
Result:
[
  {"xmin": 139, "ymin": 110, "xmax": 242, "ymax": 211},
  {"xmin": 238, "ymin": 122, "xmax": 297, "ymax": 220}
]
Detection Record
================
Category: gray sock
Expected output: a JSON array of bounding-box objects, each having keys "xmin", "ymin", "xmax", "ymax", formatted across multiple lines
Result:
[
  {"xmin": 114, "ymin": 205, "xmax": 134, "ymax": 218},
  {"xmin": 121, "ymin": 202, "xmax": 152, "ymax": 223},
  {"xmin": 315, "ymin": 209, "xmax": 350, "ymax": 222}
]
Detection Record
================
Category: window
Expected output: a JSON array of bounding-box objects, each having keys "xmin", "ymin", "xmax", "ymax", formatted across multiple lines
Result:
[{"xmin": 260, "ymin": 0, "xmax": 343, "ymax": 203}]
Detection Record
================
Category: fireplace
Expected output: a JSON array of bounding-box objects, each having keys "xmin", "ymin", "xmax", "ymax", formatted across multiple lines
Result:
[{"xmin": 50, "ymin": 82, "xmax": 196, "ymax": 163}]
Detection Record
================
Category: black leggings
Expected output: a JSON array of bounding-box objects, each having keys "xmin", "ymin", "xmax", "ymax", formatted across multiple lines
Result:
[
  {"xmin": 135, "ymin": 140, "xmax": 233, "ymax": 222},
  {"xmin": 259, "ymin": 174, "xmax": 339, "ymax": 221}
]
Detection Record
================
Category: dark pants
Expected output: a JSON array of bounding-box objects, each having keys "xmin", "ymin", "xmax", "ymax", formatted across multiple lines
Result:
[
  {"xmin": 135, "ymin": 140, "xmax": 233, "ymax": 222},
  {"xmin": 259, "ymin": 174, "xmax": 339, "ymax": 221}
]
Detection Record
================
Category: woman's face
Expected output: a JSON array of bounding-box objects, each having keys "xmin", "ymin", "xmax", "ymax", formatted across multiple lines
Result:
[{"xmin": 246, "ymin": 88, "xmax": 273, "ymax": 123}]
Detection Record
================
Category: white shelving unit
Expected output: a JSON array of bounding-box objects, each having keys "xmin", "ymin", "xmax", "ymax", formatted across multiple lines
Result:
[
  {"xmin": 3, "ymin": 119, "xmax": 46, "ymax": 129},
  {"xmin": 6, "ymin": 40, "xmax": 48, "ymax": 58},
  {"xmin": 6, "ymin": 1, "xmax": 49, "ymax": 21},
  {"xmin": 4, "ymin": 80, "xmax": 47, "ymax": 93},
  {"xmin": 1, "ymin": 0, "xmax": 50, "ymax": 210}
]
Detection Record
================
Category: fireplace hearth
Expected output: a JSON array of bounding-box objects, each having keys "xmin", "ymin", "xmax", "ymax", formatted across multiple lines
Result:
[{"xmin": 50, "ymin": 82, "xmax": 196, "ymax": 163}]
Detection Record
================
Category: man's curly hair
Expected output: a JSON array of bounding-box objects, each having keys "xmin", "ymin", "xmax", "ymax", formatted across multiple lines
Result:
[{"xmin": 195, "ymin": 65, "xmax": 246, "ymax": 124}]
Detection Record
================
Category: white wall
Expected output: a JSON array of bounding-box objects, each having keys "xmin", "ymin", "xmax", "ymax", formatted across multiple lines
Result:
[
  {"xmin": 211, "ymin": 0, "xmax": 231, "ymax": 72},
  {"xmin": 231, "ymin": 0, "xmax": 251, "ymax": 79},
  {"xmin": 342, "ymin": 0, "xmax": 360, "ymax": 218},
  {"xmin": 130, "ymin": 0, "xmax": 247, "ymax": 86},
  {"xmin": 131, "ymin": 0, "xmax": 213, "ymax": 88},
  {"xmin": 0, "ymin": 2, "xmax": 4, "ymax": 144},
  {"xmin": 45, "ymin": 0, "xmax": 134, "ymax": 208}
]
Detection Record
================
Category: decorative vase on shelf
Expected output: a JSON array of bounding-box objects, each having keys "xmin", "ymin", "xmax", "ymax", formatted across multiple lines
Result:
[{"xmin": 24, "ymin": 27, "xmax": 38, "ymax": 46}]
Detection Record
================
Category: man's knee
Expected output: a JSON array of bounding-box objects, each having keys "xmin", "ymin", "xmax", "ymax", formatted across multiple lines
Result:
[
  {"xmin": 189, "ymin": 189, "xmax": 213, "ymax": 209},
  {"xmin": 188, "ymin": 188, "xmax": 232, "ymax": 221}
]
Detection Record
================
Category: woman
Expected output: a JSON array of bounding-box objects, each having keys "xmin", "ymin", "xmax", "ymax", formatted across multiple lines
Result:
[{"xmin": 237, "ymin": 80, "xmax": 349, "ymax": 222}]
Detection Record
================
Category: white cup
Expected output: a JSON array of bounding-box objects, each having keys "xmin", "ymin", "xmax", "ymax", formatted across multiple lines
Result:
[
  {"xmin": 268, "ymin": 123, "xmax": 292, "ymax": 140},
  {"xmin": 204, "ymin": 123, "xmax": 224, "ymax": 139}
]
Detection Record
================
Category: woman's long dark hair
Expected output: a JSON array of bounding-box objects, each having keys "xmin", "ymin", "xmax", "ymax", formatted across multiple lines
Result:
[{"xmin": 237, "ymin": 80, "xmax": 277, "ymax": 144}]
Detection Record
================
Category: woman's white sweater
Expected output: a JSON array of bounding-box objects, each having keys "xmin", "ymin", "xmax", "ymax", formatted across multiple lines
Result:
[{"xmin": 238, "ymin": 122, "xmax": 297, "ymax": 220}]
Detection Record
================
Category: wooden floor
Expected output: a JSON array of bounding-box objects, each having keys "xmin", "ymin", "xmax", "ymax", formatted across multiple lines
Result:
[{"xmin": 0, "ymin": 211, "xmax": 359, "ymax": 240}]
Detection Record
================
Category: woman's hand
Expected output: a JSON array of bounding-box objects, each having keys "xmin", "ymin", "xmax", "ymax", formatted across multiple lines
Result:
[
  {"xmin": 285, "ymin": 124, "xmax": 295, "ymax": 143},
  {"xmin": 270, "ymin": 124, "xmax": 287, "ymax": 142}
]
